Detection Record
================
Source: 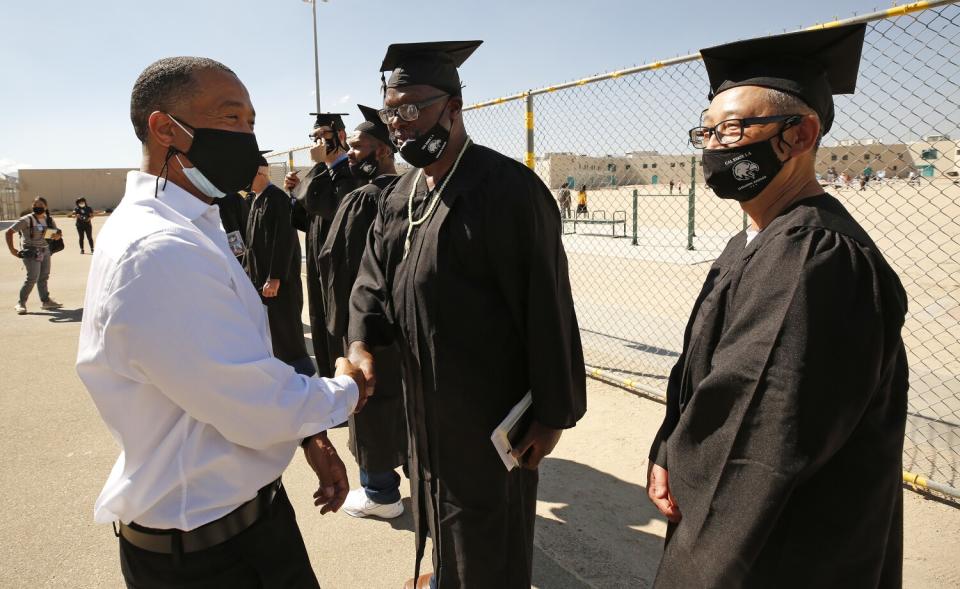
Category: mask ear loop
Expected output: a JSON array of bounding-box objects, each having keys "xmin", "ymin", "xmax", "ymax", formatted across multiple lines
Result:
[{"xmin": 155, "ymin": 146, "xmax": 177, "ymax": 198}]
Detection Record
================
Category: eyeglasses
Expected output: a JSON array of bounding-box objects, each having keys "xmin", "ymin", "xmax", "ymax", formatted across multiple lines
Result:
[
  {"xmin": 688, "ymin": 114, "xmax": 803, "ymax": 149},
  {"xmin": 307, "ymin": 131, "xmax": 332, "ymax": 143},
  {"xmin": 378, "ymin": 94, "xmax": 449, "ymax": 124}
]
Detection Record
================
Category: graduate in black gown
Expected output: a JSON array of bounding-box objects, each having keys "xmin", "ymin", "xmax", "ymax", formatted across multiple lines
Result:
[
  {"xmin": 318, "ymin": 104, "xmax": 408, "ymax": 519},
  {"xmin": 646, "ymin": 25, "xmax": 909, "ymax": 588},
  {"xmin": 287, "ymin": 112, "xmax": 361, "ymax": 377},
  {"xmin": 245, "ymin": 160, "xmax": 315, "ymax": 376},
  {"xmin": 348, "ymin": 41, "xmax": 586, "ymax": 589}
]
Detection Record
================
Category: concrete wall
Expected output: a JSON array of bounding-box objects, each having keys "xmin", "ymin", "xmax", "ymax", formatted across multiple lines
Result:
[{"xmin": 17, "ymin": 168, "xmax": 134, "ymax": 214}]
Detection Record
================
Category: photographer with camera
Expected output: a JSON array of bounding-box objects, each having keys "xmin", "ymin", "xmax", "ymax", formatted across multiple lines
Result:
[
  {"xmin": 69, "ymin": 197, "xmax": 97, "ymax": 254},
  {"xmin": 6, "ymin": 197, "xmax": 64, "ymax": 314}
]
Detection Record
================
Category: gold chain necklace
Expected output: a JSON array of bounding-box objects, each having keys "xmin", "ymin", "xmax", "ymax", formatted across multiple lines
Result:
[{"xmin": 403, "ymin": 137, "xmax": 473, "ymax": 260}]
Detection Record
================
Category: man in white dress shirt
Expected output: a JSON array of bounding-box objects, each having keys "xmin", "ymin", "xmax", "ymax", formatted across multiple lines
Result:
[{"xmin": 76, "ymin": 56, "xmax": 369, "ymax": 588}]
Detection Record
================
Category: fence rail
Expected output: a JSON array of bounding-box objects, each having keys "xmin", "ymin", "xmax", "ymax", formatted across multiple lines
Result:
[{"xmin": 267, "ymin": 1, "xmax": 960, "ymax": 501}]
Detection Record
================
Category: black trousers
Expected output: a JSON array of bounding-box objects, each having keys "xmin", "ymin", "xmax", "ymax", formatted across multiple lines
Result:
[
  {"xmin": 119, "ymin": 485, "xmax": 320, "ymax": 589},
  {"xmin": 77, "ymin": 222, "xmax": 94, "ymax": 250}
]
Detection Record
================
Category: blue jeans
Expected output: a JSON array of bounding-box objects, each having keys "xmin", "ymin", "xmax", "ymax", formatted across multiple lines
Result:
[{"xmin": 360, "ymin": 469, "xmax": 401, "ymax": 504}]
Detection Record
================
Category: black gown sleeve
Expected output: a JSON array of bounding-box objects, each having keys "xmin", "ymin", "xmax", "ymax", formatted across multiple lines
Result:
[
  {"xmin": 264, "ymin": 185, "xmax": 295, "ymax": 281},
  {"xmin": 484, "ymin": 162, "xmax": 586, "ymax": 429},
  {"xmin": 648, "ymin": 356, "xmax": 685, "ymax": 469},
  {"xmin": 667, "ymin": 227, "xmax": 905, "ymax": 583},
  {"xmin": 347, "ymin": 190, "xmax": 395, "ymax": 348},
  {"xmin": 290, "ymin": 198, "xmax": 309, "ymax": 233}
]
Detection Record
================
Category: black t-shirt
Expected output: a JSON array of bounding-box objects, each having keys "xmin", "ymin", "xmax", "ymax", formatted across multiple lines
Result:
[{"xmin": 74, "ymin": 205, "xmax": 93, "ymax": 224}]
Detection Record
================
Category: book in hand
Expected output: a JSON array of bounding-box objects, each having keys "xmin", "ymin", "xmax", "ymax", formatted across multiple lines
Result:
[{"xmin": 490, "ymin": 391, "xmax": 534, "ymax": 471}]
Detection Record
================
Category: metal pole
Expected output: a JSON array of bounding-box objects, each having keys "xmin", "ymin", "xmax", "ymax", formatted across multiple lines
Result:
[
  {"xmin": 687, "ymin": 156, "xmax": 696, "ymax": 251},
  {"xmin": 632, "ymin": 189, "xmax": 638, "ymax": 246},
  {"xmin": 310, "ymin": 0, "xmax": 321, "ymax": 112},
  {"xmin": 525, "ymin": 93, "xmax": 535, "ymax": 170}
]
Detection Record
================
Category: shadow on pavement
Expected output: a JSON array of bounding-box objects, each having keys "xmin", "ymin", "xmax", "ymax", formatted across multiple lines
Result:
[
  {"xmin": 38, "ymin": 307, "xmax": 84, "ymax": 323},
  {"xmin": 385, "ymin": 497, "xmax": 415, "ymax": 533},
  {"xmin": 534, "ymin": 457, "xmax": 665, "ymax": 588}
]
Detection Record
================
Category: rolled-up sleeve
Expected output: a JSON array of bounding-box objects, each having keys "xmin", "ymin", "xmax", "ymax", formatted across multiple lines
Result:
[{"xmin": 100, "ymin": 230, "xmax": 357, "ymax": 450}]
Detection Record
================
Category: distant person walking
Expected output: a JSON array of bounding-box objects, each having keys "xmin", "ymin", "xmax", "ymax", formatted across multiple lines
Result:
[
  {"xmin": 5, "ymin": 197, "xmax": 64, "ymax": 314},
  {"xmin": 70, "ymin": 197, "xmax": 97, "ymax": 254},
  {"xmin": 576, "ymin": 185, "xmax": 588, "ymax": 217},
  {"xmin": 557, "ymin": 182, "xmax": 572, "ymax": 218},
  {"xmin": 669, "ymin": 180, "xmax": 675, "ymax": 194}
]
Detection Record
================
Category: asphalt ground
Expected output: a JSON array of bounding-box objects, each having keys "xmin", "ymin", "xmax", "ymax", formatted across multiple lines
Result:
[{"xmin": 1, "ymin": 215, "xmax": 958, "ymax": 588}]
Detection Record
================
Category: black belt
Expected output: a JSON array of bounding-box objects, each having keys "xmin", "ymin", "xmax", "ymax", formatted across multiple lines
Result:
[{"xmin": 118, "ymin": 479, "xmax": 281, "ymax": 554}]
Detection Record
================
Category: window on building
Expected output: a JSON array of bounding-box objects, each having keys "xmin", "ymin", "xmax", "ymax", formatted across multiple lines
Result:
[
  {"xmin": 831, "ymin": 154, "xmax": 838, "ymax": 161},
  {"xmin": 842, "ymin": 155, "xmax": 849, "ymax": 161},
  {"xmin": 680, "ymin": 162, "xmax": 686, "ymax": 167},
  {"xmin": 898, "ymin": 154, "xmax": 905, "ymax": 160},
  {"xmin": 892, "ymin": 165, "xmax": 898, "ymax": 171},
  {"xmin": 625, "ymin": 164, "xmax": 631, "ymax": 170},
  {"xmin": 670, "ymin": 163, "xmax": 676, "ymax": 168},
  {"xmin": 642, "ymin": 163, "xmax": 648, "ymax": 169},
  {"xmin": 651, "ymin": 163, "xmax": 657, "ymax": 168},
  {"xmin": 864, "ymin": 154, "xmax": 871, "ymax": 160},
  {"xmin": 921, "ymin": 149, "xmax": 939, "ymax": 160}
]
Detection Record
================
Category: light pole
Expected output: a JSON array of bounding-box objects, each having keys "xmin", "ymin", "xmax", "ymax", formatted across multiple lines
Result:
[{"xmin": 302, "ymin": 0, "xmax": 328, "ymax": 112}]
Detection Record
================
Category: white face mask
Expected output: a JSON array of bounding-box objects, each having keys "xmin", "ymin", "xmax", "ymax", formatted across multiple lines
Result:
[{"xmin": 174, "ymin": 155, "xmax": 225, "ymax": 199}]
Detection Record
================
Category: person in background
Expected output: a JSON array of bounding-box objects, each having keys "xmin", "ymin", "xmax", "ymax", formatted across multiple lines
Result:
[
  {"xmin": 287, "ymin": 112, "xmax": 361, "ymax": 380},
  {"xmin": 70, "ymin": 197, "xmax": 97, "ymax": 254},
  {"xmin": 669, "ymin": 179, "xmax": 675, "ymax": 194},
  {"xmin": 318, "ymin": 104, "xmax": 407, "ymax": 520},
  {"xmin": 5, "ymin": 197, "xmax": 63, "ymax": 314},
  {"xmin": 217, "ymin": 190, "xmax": 253, "ymax": 265},
  {"xmin": 246, "ymin": 159, "xmax": 315, "ymax": 376},
  {"xmin": 576, "ymin": 184, "xmax": 588, "ymax": 217},
  {"xmin": 557, "ymin": 182, "xmax": 572, "ymax": 219}
]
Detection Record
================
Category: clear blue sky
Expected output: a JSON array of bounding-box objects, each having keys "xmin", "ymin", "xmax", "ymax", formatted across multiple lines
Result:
[{"xmin": 0, "ymin": 0, "xmax": 916, "ymax": 173}]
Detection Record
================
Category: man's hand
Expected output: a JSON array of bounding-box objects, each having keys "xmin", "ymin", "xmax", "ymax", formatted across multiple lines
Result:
[
  {"xmin": 647, "ymin": 462, "xmax": 681, "ymax": 523},
  {"xmin": 511, "ymin": 420, "xmax": 562, "ymax": 470},
  {"xmin": 302, "ymin": 433, "xmax": 349, "ymax": 514},
  {"xmin": 261, "ymin": 278, "xmax": 280, "ymax": 298},
  {"xmin": 346, "ymin": 341, "xmax": 377, "ymax": 400},
  {"xmin": 284, "ymin": 171, "xmax": 300, "ymax": 191},
  {"xmin": 251, "ymin": 165, "xmax": 270, "ymax": 194},
  {"xmin": 335, "ymin": 357, "xmax": 369, "ymax": 413}
]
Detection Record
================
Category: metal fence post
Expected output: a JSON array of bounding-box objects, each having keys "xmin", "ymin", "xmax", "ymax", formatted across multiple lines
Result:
[
  {"xmin": 687, "ymin": 156, "xmax": 696, "ymax": 251},
  {"xmin": 632, "ymin": 189, "xmax": 638, "ymax": 246},
  {"xmin": 525, "ymin": 93, "xmax": 535, "ymax": 171}
]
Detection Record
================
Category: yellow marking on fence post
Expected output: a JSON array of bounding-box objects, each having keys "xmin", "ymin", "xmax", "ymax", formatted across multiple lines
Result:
[{"xmin": 650, "ymin": 61, "xmax": 664, "ymax": 70}]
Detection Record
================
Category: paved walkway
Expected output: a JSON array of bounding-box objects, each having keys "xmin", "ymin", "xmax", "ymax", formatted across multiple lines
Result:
[{"xmin": 1, "ymin": 217, "xmax": 958, "ymax": 588}]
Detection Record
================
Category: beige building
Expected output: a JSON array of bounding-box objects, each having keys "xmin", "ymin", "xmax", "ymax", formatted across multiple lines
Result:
[
  {"xmin": 17, "ymin": 168, "xmax": 135, "ymax": 214},
  {"xmin": 534, "ymin": 136, "xmax": 960, "ymax": 190}
]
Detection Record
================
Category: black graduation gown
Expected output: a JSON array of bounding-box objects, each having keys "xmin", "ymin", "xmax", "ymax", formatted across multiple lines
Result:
[
  {"xmin": 349, "ymin": 144, "xmax": 587, "ymax": 588},
  {"xmin": 318, "ymin": 173, "xmax": 407, "ymax": 473},
  {"xmin": 291, "ymin": 158, "xmax": 360, "ymax": 376},
  {"xmin": 648, "ymin": 194, "xmax": 908, "ymax": 589},
  {"xmin": 217, "ymin": 192, "xmax": 252, "ymax": 265},
  {"xmin": 243, "ymin": 184, "xmax": 310, "ymax": 365}
]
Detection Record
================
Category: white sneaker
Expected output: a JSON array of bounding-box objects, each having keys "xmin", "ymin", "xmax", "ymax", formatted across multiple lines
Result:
[
  {"xmin": 14, "ymin": 303, "xmax": 26, "ymax": 315},
  {"xmin": 41, "ymin": 299, "xmax": 63, "ymax": 310},
  {"xmin": 342, "ymin": 488, "xmax": 404, "ymax": 519}
]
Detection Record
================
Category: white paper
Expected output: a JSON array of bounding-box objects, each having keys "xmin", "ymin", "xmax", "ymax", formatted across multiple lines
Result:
[{"xmin": 490, "ymin": 391, "xmax": 533, "ymax": 471}]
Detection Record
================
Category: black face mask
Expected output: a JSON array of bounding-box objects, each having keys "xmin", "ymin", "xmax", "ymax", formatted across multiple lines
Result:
[
  {"xmin": 396, "ymin": 102, "xmax": 451, "ymax": 168},
  {"xmin": 349, "ymin": 153, "xmax": 379, "ymax": 181},
  {"xmin": 32, "ymin": 207, "xmax": 45, "ymax": 215},
  {"xmin": 168, "ymin": 115, "xmax": 262, "ymax": 197},
  {"xmin": 702, "ymin": 137, "xmax": 789, "ymax": 202}
]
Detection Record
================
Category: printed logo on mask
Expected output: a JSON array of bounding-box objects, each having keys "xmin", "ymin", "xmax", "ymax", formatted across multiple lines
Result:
[
  {"xmin": 732, "ymin": 160, "xmax": 761, "ymax": 181},
  {"xmin": 425, "ymin": 137, "xmax": 444, "ymax": 155}
]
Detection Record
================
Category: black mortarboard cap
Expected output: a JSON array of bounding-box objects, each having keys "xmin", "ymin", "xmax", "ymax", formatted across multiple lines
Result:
[
  {"xmin": 310, "ymin": 112, "xmax": 349, "ymax": 130},
  {"xmin": 354, "ymin": 104, "xmax": 397, "ymax": 152},
  {"xmin": 380, "ymin": 40, "xmax": 483, "ymax": 97},
  {"xmin": 700, "ymin": 23, "xmax": 866, "ymax": 135}
]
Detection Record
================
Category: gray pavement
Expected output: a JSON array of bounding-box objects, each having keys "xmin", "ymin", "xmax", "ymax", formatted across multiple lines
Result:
[{"xmin": 2, "ymin": 216, "xmax": 959, "ymax": 588}]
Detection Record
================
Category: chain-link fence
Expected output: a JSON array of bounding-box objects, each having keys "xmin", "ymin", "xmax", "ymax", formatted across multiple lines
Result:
[
  {"xmin": 1, "ymin": 178, "xmax": 20, "ymax": 220},
  {"xmin": 460, "ymin": 1, "xmax": 960, "ymax": 499}
]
